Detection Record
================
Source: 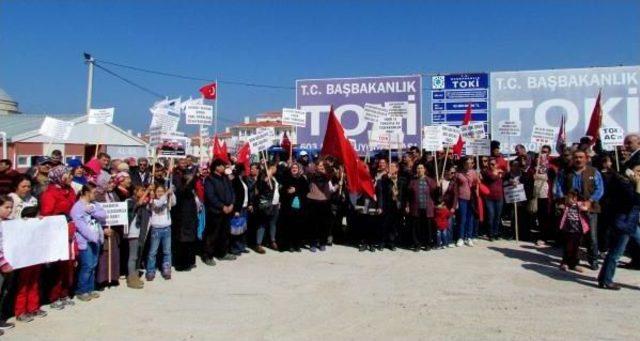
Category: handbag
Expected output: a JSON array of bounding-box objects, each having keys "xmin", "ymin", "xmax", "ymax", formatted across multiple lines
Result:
[
  {"xmin": 230, "ymin": 214, "xmax": 247, "ymax": 235},
  {"xmin": 291, "ymin": 196, "xmax": 301, "ymax": 210},
  {"xmin": 258, "ymin": 198, "xmax": 274, "ymax": 216}
]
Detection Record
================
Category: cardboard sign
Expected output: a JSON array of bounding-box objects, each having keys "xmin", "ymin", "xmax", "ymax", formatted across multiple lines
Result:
[
  {"xmin": 600, "ymin": 127, "xmax": 624, "ymax": 151},
  {"xmin": 150, "ymin": 111, "xmax": 180, "ymax": 134},
  {"xmin": 185, "ymin": 104, "xmax": 214, "ymax": 125},
  {"xmin": 39, "ymin": 117, "xmax": 74, "ymax": 140},
  {"xmin": 386, "ymin": 101, "xmax": 408, "ymax": 117},
  {"xmin": 440, "ymin": 125, "xmax": 461, "ymax": 146},
  {"xmin": 101, "ymin": 202, "xmax": 129, "ymax": 227},
  {"xmin": 531, "ymin": 125, "xmax": 557, "ymax": 145},
  {"xmin": 422, "ymin": 125, "xmax": 444, "ymax": 152},
  {"xmin": 369, "ymin": 130, "xmax": 404, "ymax": 149},
  {"xmin": 157, "ymin": 135, "xmax": 188, "ymax": 158},
  {"xmin": 498, "ymin": 120, "xmax": 521, "ymax": 137},
  {"xmin": 247, "ymin": 129, "xmax": 275, "ymax": 154},
  {"xmin": 460, "ymin": 122, "xmax": 486, "ymax": 140},
  {"xmin": 363, "ymin": 103, "xmax": 389, "ymax": 124},
  {"xmin": 466, "ymin": 139, "xmax": 491, "ymax": 155},
  {"xmin": 88, "ymin": 107, "xmax": 115, "ymax": 125},
  {"xmin": 282, "ymin": 108, "xmax": 307, "ymax": 127},
  {"xmin": 504, "ymin": 184, "xmax": 527, "ymax": 204},
  {"xmin": 1, "ymin": 216, "xmax": 69, "ymax": 269},
  {"xmin": 376, "ymin": 115, "xmax": 402, "ymax": 134}
]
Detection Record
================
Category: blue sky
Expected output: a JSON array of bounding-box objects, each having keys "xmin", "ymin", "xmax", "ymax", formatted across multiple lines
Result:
[{"xmin": 1, "ymin": 0, "xmax": 638, "ymax": 134}]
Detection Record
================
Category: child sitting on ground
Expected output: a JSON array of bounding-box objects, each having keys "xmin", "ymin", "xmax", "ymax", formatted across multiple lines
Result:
[
  {"xmin": 147, "ymin": 184, "xmax": 176, "ymax": 281},
  {"xmin": 558, "ymin": 189, "xmax": 590, "ymax": 272}
]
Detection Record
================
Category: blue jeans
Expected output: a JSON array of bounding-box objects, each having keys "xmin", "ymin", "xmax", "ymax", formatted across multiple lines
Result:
[
  {"xmin": 147, "ymin": 226, "xmax": 172, "ymax": 275},
  {"xmin": 457, "ymin": 199, "xmax": 474, "ymax": 240},
  {"xmin": 77, "ymin": 242, "xmax": 99, "ymax": 294},
  {"xmin": 598, "ymin": 212, "xmax": 640, "ymax": 285},
  {"xmin": 485, "ymin": 198, "xmax": 504, "ymax": 238},
  {"xmin": 257, "ymin": 208, "xmax": 279, "ymax": 245},
  {"xmin": 437, "ymin": 228, "xmax": 451, "ymax": 247}
]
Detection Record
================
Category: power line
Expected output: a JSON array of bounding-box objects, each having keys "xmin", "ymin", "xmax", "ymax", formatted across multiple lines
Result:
[
  {"xmin": 95, "ymin": 58, "xmax": 295, "ymax": 90},
  {"xmin": 92, "ymin": 62, "xmax": 243, "ymax": 126},
  {"xmin": 94, "ymin": 63, "xmax": 166, "ymax": 98}
]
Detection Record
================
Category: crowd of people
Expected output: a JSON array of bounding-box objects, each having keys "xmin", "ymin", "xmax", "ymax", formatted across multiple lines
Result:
[{"xmin": 0, "ymin": 132, "xmax": 638, "ymax": 336}]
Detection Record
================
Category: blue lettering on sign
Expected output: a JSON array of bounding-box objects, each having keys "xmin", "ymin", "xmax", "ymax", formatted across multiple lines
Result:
[
  {"xmin": 445, "ymin": 113, "xmax": 488, "ymax": 122},
  {"xmin": 433, "ymin": 103, "xmax": 445, "ymax": 110},
  {"xmin": 432, "ymin": 91, "xmax": 445, "ymax": 99},
  {"xmin": 430, "ymin": 73, "xmax": 489, "ymax": 127},
  {"xmin": 445, "ymin": 90, "xmax": 487, "ymax": 99}
]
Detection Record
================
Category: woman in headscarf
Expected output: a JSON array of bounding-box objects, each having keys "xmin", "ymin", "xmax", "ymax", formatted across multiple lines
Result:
[
  {"xmin": 279, "ymin": 163, "xmax": 309, "ymax": 252},
  {"xmin": 40, "ymin": 165, "xmax": 76, "ymax": 310},
  {"xmin": 170, "ymin": 159, "xmax": 199, "ymax": 271},
  {"xmin": 68, "ymin": 159, "xmax": 86, "ymax": 195},
  {"xmin": 114, "ymin": 171, "xmax": 133, "ymax": 200},
  {"xmin": 94, "ymin": 172, "xmax": 122, "ymax": 288}
]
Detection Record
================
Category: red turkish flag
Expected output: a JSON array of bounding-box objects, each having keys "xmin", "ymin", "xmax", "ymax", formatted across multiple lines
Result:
[
  {"xmin": 585, "ymin": 90, "xmax": 602, "ymax": 144},
  {"xmin": 236, "ymin": 142, "xmax": 251, "ymax": 176},
  {"xmin": 452, "ymin": 103, "xmax": 472, "ymax": 157},
  {"xmin": 321, "ymin": 107, "xmax": 375, "ymax": 199},
  {"xmin": 199, "ymin": 82, "xmax": 217, "ymax": 100},
  {"xmin": 212, "ymin": 135, "xmax": 229, "ymax": 164}
]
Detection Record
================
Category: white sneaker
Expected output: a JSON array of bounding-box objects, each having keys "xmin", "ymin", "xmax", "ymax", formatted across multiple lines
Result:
[
  {"xmin": 456, "ymin": 239, "xmax": 463, "ymax": 247},
  {"xmin": 466, "ymin": 239, "xmax": 474, "ymax": 247},
  {"xmin": 447, "ymin": 244, "xmax": 454, "ymax": 248}
]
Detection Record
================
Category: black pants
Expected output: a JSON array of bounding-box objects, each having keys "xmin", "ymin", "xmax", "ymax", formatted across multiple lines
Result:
[
  {"xmin": 562, "ymin": 231, "xmax": 583, "ymax": 268},
  {"xmin": 203, "ymin": 212, "xmax": 230, "ymax": 259},
  {"xmin": 281, "ymin": 209, "xmax": 305, "ymax": 250},
  {"xmin": 411, "ymin": 209, "xmax": 433, "ymax": 248},
  {"xmin": 307, "ymin": 199, "xmax": 332, "ymax": 246},
  {"xmin": 536, "ymin": 199, "xmax": 554, "ymax": 242},
  {"xmin": 382, "ymin": 208, "xmax": 402, "ymax": 247},
  {"xmin": 174, "ymin": 241, "xmax": 197, "ymax": 270}
]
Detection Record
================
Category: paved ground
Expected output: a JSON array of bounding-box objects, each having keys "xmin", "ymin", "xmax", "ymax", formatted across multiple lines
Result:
[{"xmin": 5, "ymin": 240, "xmax": 640, "ymax": 340}]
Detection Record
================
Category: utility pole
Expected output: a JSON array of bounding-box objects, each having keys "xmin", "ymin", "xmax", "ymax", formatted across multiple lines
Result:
[{"xmin": 84, "ymin": 53, "xmax": 94, "ymax": 116}]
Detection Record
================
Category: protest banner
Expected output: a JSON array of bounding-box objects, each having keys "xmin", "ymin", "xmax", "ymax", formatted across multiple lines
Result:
[
  {"xmin": 185, "ymin": 104, "xmax": 214, "ymax": 125},
  {"xmin": 282, "ymin": 108, "xmax": 307, "ymax": 127},
  {"xmin": 101, "ymin": 202, "xmax": 129, "ymax": 227},
  {"xmin": 600, "ymin": 126, "xmax": 624, "ymax": 151},
  {"xmin": 531, "ymin": 125, "xmax": 557, "ymax": 146},
  {"xmin": 157, "ymin": 135, "xmax": 188, "ymax": 158},
  {"xmin": 149, "ymin": 125, "xmax": 163, "ymax": 147},
  {"xmin": 369, "ymin": 130, "xmax": 404, "ymax": 149},
  {"xmin": 504, "ymin": 184, "xmax": 527, "ymax": 204},
  {"xmin": 466, "ymin": 139, "xmax": 491, "ymax": 156},
  {"xmin": 88, "ymin": 108, "xmax": 115, "ymax": 125},
  {"xmin": 150, "ymin": 111, "xmax": 180, "ymax": 134},
  {"xmin": 439, "ymin": 125, "xmax": 461, "ymax": 146},
  {"xmin": 376, "ymin": 115, "xmax": 402, "ymax": 134},
  {"xmin": 460, "ymin": 122, "xmax": 486, "ymax": 140},
  {"xmin": 363, "ymin": 103, "xmax": 389, "ymax": 124},
  {"xmin": 386, "ymin": 101, "xmax": 409, "ymax": 117},
  {"xmin": 422, "ymin": 125, "xmax": 444, "ymax": 152},
  {"xmin": 1, "ymin": 215, "xmax": 69, "ymax": 269},
  {"xmin": 39, "ymin": 117, "xmax": 74, "ymax": 141},
  {"xmin": 247, "ymin": 129, "xmax": 275, "ymax": 155},
  {"xmin": 497, "ymin": 120, "xmax": 522, "ymax": 137}
]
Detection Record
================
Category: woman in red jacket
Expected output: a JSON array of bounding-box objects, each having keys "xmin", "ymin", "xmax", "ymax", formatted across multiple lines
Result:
[{"xmin": 40, "ymin": 165, "xmax": 76, "ymax": 310}]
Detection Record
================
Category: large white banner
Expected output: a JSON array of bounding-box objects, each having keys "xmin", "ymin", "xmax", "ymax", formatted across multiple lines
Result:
[
  {"xmin": 1, "ymin": 216, "xmax": 69, "ymax": 269},
  {"xmin": 491, "ymin": 66, "xmax": 640, "ymax": 151},
  {"xmin": 281, "ymin": 108, "xmax": 307, "ymax": 127},
  {"xmin": 185, "ymin": 104, "xmax": 214, "ymax": 126},
  {"xmin": 150, "ymin": 112, "xmax": 180, "ymax": 134},
  {"xmin": 88, "ymin": 107, "xmax": 115, "ymax": 125},
  {"xmin": 39, "ymin": 117, "xmax": 74, "ymax": 140}
]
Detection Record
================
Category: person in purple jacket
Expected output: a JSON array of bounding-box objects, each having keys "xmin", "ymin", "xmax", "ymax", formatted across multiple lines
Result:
[{"xmin": 70, "ymin": 183, "xmax": 106, "ymax": 302}]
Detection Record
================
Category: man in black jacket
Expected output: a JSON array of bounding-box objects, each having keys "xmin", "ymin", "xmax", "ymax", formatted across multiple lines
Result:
[
  {"xmin": 130, "ymin": 157, "xmax": 151, "ymax": 187},
  {"xmin": 376, "ymin": 161, "xmax": 407, "ymax": 251},
  {"xmin": 203, "ymin": 159, "xmax": 236, "ymax": 264}
]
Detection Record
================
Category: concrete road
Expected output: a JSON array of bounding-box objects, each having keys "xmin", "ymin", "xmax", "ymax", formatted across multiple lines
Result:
[{"xmin": 5, "ymin": 240, "xmax": 640, "ymax": 340}]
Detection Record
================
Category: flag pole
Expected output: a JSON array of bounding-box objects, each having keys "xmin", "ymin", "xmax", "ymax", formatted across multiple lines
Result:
[
  {"xmin": 614, "ymin": 146, "xmax": 621, "ymax": 172},
  {"xmin": 214, "ymin": 78, "xmax": 218, "ymax": 135},
  {"xmin": 434, "ymin": 149, "xmax": 440, "ymax": 184},
  {"xmin": 199, "ymin": 124, "xmax": 204, "ymax": 162},
  {"xmin": 441, "ymin": 147, "xmax": 450, "ymax": 179}
]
